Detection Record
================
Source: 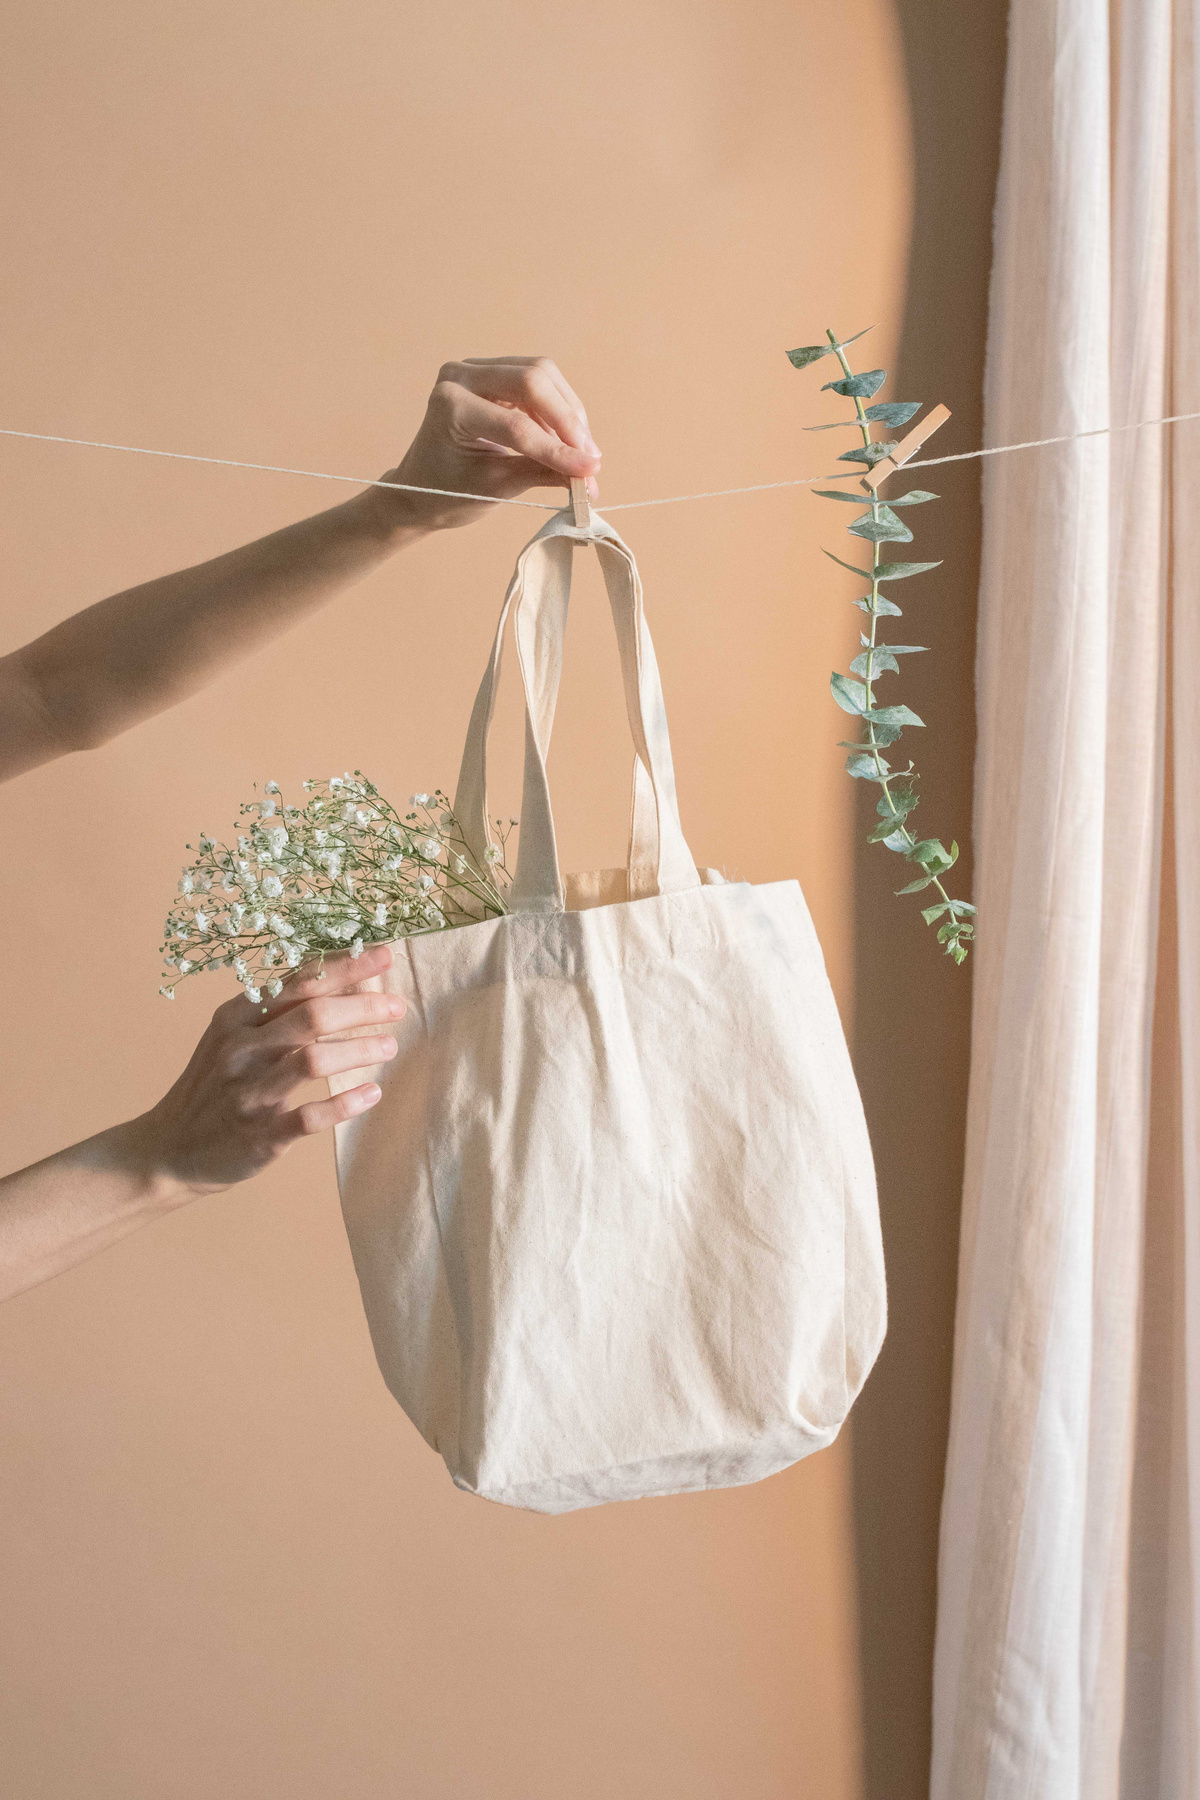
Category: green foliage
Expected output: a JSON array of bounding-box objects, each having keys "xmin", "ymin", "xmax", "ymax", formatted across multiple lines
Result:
[
  {"xmin": 838, "ymin": 442, "xmax": 898, "ymax": 466},
  {"xmin": 791, "ymin": 326, "xmax": 974, "ymax": 965},
  {"xmin": 863, "ymin": 401, "xmax": 922, "ymax": 427},
  {"xmin": 823, "ymin": 368, "xmax": 888, "ymax": 399},
  {"xmin": 847, "ymin": 504, "xmax": 912, "ymax": 543}
]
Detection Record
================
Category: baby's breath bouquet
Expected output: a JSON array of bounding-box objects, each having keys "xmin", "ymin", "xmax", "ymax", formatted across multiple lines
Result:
[{"xmin": 160, "ymin": 773, "xmax": 513, "ymax": 1004}]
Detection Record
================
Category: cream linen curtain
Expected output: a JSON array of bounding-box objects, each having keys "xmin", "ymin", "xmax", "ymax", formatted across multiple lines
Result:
[{"xmin": 931, "ymin": 2, "xmax": 1200, "ymax": 1795}]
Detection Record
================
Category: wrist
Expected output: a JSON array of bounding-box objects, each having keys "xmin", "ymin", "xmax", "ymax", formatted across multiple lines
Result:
[
  {"xmin": 359, "ymin": 466, "xmax": 439, "ymax": 543},
  {"xmin": 101, "ymin": 1115, "xmax": 195, "ymax": 1217}
]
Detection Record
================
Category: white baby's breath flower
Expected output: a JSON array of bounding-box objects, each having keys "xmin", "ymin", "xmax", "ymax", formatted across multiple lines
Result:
[
  {"xmin": 261, "ymin": 875, "xmax": 283, "ymax": 898},
  {"xmin": 159, "ymin": 985, "xmax": 176, "ymax": 1000},
  {"xmin": 483, "ymin": 845, "xmax": 502, "ymax": 865},
  {"xmin": 330, "ymin": 776, "xmax": 344, "ymax": 790},
  {"xmin": 438, "ymin": 812, "xmax": 453, "ymax": 828},
  {"xmin": 285, "ymin": 945, "xmax": 302, "ymax": 967},
  {"xmin": 374, "ymin": 903, "xmax": 387, "ymax": 927},
  {"xmin": 418, "ymin": 871, "xmax": 434, "ymax": 892},
  {"xmin": 419, "ymin": 838, "xmax": 442, "ymax": 860},
  {"xmin": 245, "ymin": 985, "xmax": 261, "ymax": 1004},
  {"xmin": 263, "ymin": 945, "xmax": 277, "ymax": 966},
  {"xmin": 179, "ymin": 958, "xmax": 193, "ymax": 973},
  {"xmin": 267, "ymin": 978, "xmax": 283, "ymax": 998},
  {"xmin": 355, "ymin": 807, "xmax": 375, "ymax": 825},
  {"xmin": 250, "ymin": 911, "xmax": 267, "ymax": 931},
  {"xmin": 342, "ymin": 801, "xmax": 357, "ymax": 821},
  {"xmin": 350, "ymin": 937, "xmax": 364, "ymax": 958},
  {"xmin": 194, "ymin": 911, "xmax": 209, "ymax": 931},
  {"xmin": 233, "ymin": 958, "xmax": 248, "ymax": 979},
  {"xmin": 264, "ymin": 780, "xmax": 280, "ymax": 794},
  {"xmin": 179, "ymin": 872, "xmax": 194, "ymax": 894},
  {"xmin": 411, "ymin": 792, "xmax": 430, "ymax": 806},
  {"xmin": 259, "ymin": 797, "xmax": 277, "ymax": 818},
  {"xmin": 269, "ymin": 914, "xmax": 294, "ymax": 938}
]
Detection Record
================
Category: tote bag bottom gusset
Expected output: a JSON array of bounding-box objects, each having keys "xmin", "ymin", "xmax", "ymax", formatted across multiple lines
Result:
[{"xmin": 450, "ymin": 1422, "xmax": 841, "ymax": 1515}]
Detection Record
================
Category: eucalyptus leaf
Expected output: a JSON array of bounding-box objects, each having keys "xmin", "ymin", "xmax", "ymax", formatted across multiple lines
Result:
[
  {"xmin": 896, "ymin": 872, "xmax": 937, "ymax": 895},
  {"xmin": 830, "ymin": 672, "xmax": 868, "ymax": 715},
  {"xmin": 885, "ymin": 490, "xmax": 939, "ymax": 506},
  {"xmin": 908, "ymin": 837, "xmax": 955, "ymax": 871},
  {"xmin": 869, "ymin": 704, "xmax": 925, "ymax": 729},
  {"xmin": 845, "ymin": 752, "xmax": 887, "ymax": 781},
  {"xmin": 882, "ymin": 830, "xmax": 911, "ymax": 852},
  {"xmin": 822, "ymin": 368, "xmax": 887, "ymax": 399},
  {"xmin": 868, "ymin": 817, "xmax": 899, "ymax": 843},
  {"xmin": 838, "ymin": 442, "xmax": 898, "ymax": 466},
  {"xmin": 884, "ymin": 644, "xmax": 929, "ymax": 655},
  {"xmin": 874, "ymin": 560, "xmax": 942, "ymax": 581},
  {"xmin": 804, "ymin": 420, "xmax": 864, "ymax": 431},
  {"xmin": 922, "ymin": 901, "xmax": 951, "ymax": 924},
  {"xmin": 947, "ymin": 899, "xmax": 976, "ymax": 916},
  {"xmin": 867, "ymin": 719, "xmax": 904, "ymax": 747},
  {"xmin": 881, "ymin": 780, "xmax": 919, "ymax": 818},
  {"xmin": 848, "ymin": 509, "xmax": 913, "ymax": 544},
  {"xmin": 830, "ymin": 326, "xmax": 874, "ymax": 351},
  {"xmin": 786, "ymin": 345, "xmax": 834, "ymax": 368},
  {"xmin": 823, "ymin": 550, "xmax": 874, "ymax": 580},
  {"xmin": 854, "ymin": 596, "xmax": 904, "ymax": 616},
  {"xmin": 850, "ymin": 648, "xmax": 900, "ymax": 678},
  {"xmin": 862, "ymin": 401, "xmax": 921, "ymax": 427},
  {"xmin": 813, "ymin": 488, "xmax": 873, "ymax": 502}
]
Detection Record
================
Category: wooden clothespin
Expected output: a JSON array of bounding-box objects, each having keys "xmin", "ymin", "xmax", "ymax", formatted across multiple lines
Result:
[
  {"xmin": 569, "ymin": 476, "xmax": 591, "ymax": 528},
  {"xmin": 861, "ymin": 403, "xmax": 952, "ymax": 493}
]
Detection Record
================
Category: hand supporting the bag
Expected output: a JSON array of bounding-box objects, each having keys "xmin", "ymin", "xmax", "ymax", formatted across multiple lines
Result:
[
  {"xmin": 0, "ymin": 946, "xmax": 401, "ymax": 1304},
  {"xmin": 0, "ymin": 357, "xmax": 602, "ymax": 783}
]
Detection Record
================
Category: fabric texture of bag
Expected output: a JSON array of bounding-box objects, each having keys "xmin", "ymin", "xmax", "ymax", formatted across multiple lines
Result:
[{"xmin": 331, "ymin": 506, "xmax": 885, "ymax": 1513}]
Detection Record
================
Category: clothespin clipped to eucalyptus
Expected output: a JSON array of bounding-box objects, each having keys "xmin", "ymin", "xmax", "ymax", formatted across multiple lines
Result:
[{"xmin": 785, "ymin": 327, "xmax": 975, "ymax": 965}]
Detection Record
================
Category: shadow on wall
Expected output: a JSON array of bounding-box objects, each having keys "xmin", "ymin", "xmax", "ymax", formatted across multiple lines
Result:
[{"xmin": 850, "ymin": 6, "xmax": 1007, "ymax": 1799}]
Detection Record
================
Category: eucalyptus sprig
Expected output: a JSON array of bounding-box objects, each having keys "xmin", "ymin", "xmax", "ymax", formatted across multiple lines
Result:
[
  {"xmin": 786, "ymin": 326, "xmax": 975, "ymax": 964},
  {"xmin": 160, "ymin": 773, "xmax": 513, "ymax": 1004}
]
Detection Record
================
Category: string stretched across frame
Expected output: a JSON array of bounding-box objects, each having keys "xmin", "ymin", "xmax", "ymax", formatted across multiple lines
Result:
[{"xmin": 2, "ymin": 406, "xmax": 1200, "ymax": 513}]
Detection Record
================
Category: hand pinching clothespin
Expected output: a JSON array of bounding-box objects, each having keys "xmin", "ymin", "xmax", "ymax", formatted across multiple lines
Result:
[
  {"xmin": 569, "ymin": 476, "xmax": 591, "ymax": 528},
  {"xmin": 861, "ymin": 403, "xmax": 952, "ymax": 493}
]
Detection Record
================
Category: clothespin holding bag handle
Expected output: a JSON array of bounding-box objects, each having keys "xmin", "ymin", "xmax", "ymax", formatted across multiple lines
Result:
[
  {"xmin": 861, "ymin": 403, "xmax": 952, "ymax": 493},
  {"xmin": 569, "ymin": 476, "xmax": 591, "ymax": 528}
]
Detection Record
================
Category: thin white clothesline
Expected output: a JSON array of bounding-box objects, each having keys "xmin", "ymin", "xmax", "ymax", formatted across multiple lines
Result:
[{"xmin": 2, "ymin": 408, "xmax": 1199, "ymax": 514}]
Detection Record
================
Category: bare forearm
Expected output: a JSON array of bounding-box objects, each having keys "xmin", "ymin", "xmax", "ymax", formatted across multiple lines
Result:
[
  {"xmin": 1, "ymin": 483, "xmax": 421, "ymax": 780},
  {"xmin": 0, "ymin": 1118, "xmax": 187, "ymax": 1304}
]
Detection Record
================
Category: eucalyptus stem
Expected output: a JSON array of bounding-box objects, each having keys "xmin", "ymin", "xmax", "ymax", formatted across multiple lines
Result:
[{"xmin": 786, "ymin": 327, "xmax": 975, "ymax": 963}]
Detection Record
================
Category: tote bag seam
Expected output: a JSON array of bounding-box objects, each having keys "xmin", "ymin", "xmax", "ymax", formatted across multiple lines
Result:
[{"xmin": 404, "ymin": 936, "xmax": 466, "ymax": 1469}]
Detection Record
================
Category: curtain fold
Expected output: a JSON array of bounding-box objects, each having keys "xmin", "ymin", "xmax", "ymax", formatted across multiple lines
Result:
[{"xmin": 931, "ymin": 2, "xmax": 1199, "ymax": 1793}]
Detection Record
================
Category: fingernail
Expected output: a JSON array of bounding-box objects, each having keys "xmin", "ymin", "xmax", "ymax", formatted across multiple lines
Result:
[
  {"xmin": 380, "ymin": 1038, "xmax": 398, "ymax": 1057},
  {"xmin": 358, "ymin": 1084, "xmax": 382, "ymax": 1108},
  {"xmin": 585, "ymin": 435, "xmax": 601, "ymax": 457},
  {"xmin": 387, "ymin": 996, "xmax": 406, "ymax": 1016}
]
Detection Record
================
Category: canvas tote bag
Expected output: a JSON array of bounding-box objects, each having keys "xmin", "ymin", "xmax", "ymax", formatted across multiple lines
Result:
[{"xmin": 331, "ymin": 506, "xmax": 885, "ymax": 1514}]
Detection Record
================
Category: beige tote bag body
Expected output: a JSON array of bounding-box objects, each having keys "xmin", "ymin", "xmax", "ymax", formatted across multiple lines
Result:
[{"xmin": 332, "ymin": 508, "xmax": 884, "ymax": 1514}]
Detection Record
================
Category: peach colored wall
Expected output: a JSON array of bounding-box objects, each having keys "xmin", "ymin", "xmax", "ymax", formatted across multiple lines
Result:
[{"xmin": 0, "ymin": 5, "xmax": 929, "ymax": 1797}]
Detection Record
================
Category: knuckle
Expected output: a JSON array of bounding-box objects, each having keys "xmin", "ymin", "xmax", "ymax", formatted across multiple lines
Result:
[
  {"xmin": 301, "ymin": 1043, "xmax": 326, "ymax": 1079},
  {"xmin": 295, "ymin": 999, "xmax": 325, "ymax": 1037}
]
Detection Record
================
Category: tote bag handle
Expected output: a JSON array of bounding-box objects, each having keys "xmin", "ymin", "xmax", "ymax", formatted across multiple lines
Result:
[{"xmin": 453, "ymin": 508, "xmax": 699, "ymax": 914}]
